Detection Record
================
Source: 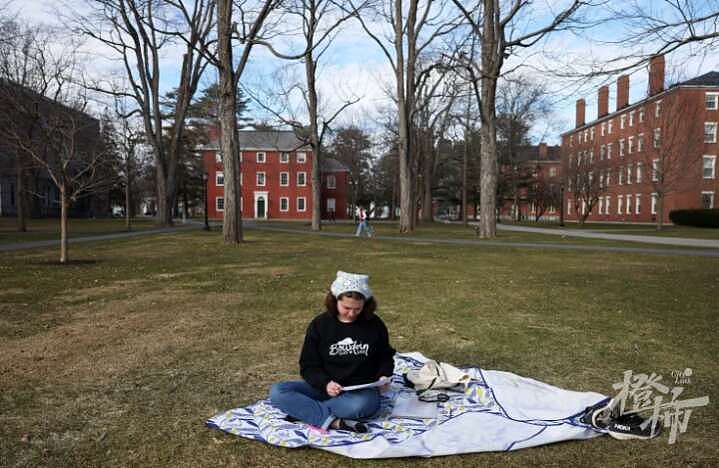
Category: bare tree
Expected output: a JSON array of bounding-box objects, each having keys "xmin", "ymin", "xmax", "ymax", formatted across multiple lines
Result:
[
  {"xmin": 451, "ymin": 0, "xmax": 589, "ymax": 238},
  {"xmin": 75, "ymin": 0, "xmax": 214, "ymax": 227},
  {"xmin": 0, "ymin": 81, "xmax": 113, "ymax": 263},
  {"xmin": 565, "ymin": 146, "xmax": 604, "ymax": 226},
  {"xmin": 112, "ymin": 92, "xmax": 144, "ymax": 231},
  {"xmin": 352, "ymin": 0, "xmax": 460, "ymax": 232}
]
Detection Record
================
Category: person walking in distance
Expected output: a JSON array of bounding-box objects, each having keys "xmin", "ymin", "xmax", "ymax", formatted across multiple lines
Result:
[{"xmin": 355, "ymin": 206, "xmax": 371, "ymax": 237}]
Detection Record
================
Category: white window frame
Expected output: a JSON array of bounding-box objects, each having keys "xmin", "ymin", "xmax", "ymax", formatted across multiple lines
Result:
[
  {"xmin": 607, "ymin": 143, "xmax": 613, "ymax": 159},
  {"xmin": 567, "ymin": 199, "xmax": 572, "ymax": 214},
  {"xmin": 626, "ymin": 164, "xmax": 632, "ymax": 185},
  {"xmin": 653, "ymin": 128, "xmax": 661, "ymax": 148},
  {"xmin": 639, "ymin": 107, "xmax": 645, "ymax": 123},
  {"xmin": 598, "ymin": 197, "xmax": 604, "ymax": 215},
  {"xmin": 606, "ymin": 168, "xmax": 612, "ymax": 186},
  {"xmin": 216, "ymin": 196, "xmax": 224, "ymax": 212},
  {"xmin": 618, "ymin": 166, "xmax": 624, "ymax": 185},
  {"xmin": 297, "ymin": 196, "xmax": 307, "ymax": 212},
  {"xmin": 280, "ymin": 172, "xmax": 290, "ymax": 186},
  {"xmin": 297, "ymin": 171, "xmax": 307, "ymax": 186},
  {"xmin": 619, "ymin": 139, "xmax": 625, "ymax": 157},
  {"xmin": 655, "ymin": 100, "xmax": 662, "ymax": 117},
  {"xmin": 628, "ymin": 136, "xmax": 634, "ymax": 154},
  {"xmin": 701, "ymin": 191, "xmax": 715, "ymax": 209},
  {"xmin": 590, "ymin": 127, "xmax": 595, "ymax": 141},
  {"xmin": 600, "ymin": 145, "xmax": 606, "ymax": 160},
  {"xmin": 704, "ymin": 122, "xmax": 718, "ymax": 143},
  {"xmin": 651, "ymin": 193, "xmax": 658, "ymax": 215},
  {"xmin": 652, "ymin": 159, "xmax": 660, "ymax": 182},
  {"xmin": 706, "ymin": 92, "xmax": 719, "ymax": 111},
  {"xmin": 617, "ymin": 195, "xmax": 623, "ymax": 215},
  {"xmin": 635, "ymin": 193, "xmax": 641, "ymax": 214},
  {"xmin": 216, "ymin": 172, "xmax": 224, "ymax": 186},
  {"xmin": 280, "ymin": 152, "xmax": 290, "ymax": 163},
  {"xmin": 636, "ymin": 162, "xmax": 643, "ymax": 183},
  {"xmin": 637, "ymin": 133, "xmax": 644, "ymax": 152},
  {"xmin": 256, "ymin": 171, "xmax": 266, "ymax": 187},
  {"xmin": 215, "ymin": 152, "xmax": 222, "ymax": 163},
  {"xmin": 626, "ymin": 194, "xmax": 633, "ymax": 215},
  {"xmin": 608, "ymin": 119, "xmax": 613, "ymax": 134},
  {"xmin": 703, "ymin": 155, "xmax": 716, "ymax": 179},
  {"xmin": 601, "ymin": 122, "xmax": 606, "ymax": 136},
  {"xmin": 296, "ymin": 152, "xmax": 307, "ymax": 163},
  {"xmin": 239, "ymin": 152, "xmax": 243, "ymax": 162},
  {"xmin": 256, "ymin": 151, "xmax": 266, "ymax": 163},
  {"xmin": 279, "ymin": 197, "xmax": 289, "ymax": 212},
  {"xmin": 327, "ymin": 197, "xmax": 336, "ymax": 212},
  {"xmin": 326, "ymin": 174, "xmax": 336, "ymax": 189},
  {"xmin": 629, "ymin": 110, "xmax": 635, "ymax": 126},
  {"xmin": 605, "ymin": 195, "xmax": 611, "ymax": 215},
  {"xmin": 620, "ymin": 114, "xmax": 626, "ymax": 129}
]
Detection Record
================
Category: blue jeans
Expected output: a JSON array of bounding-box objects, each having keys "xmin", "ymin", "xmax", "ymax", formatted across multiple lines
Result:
[
  {"xmin": 269, "ymin": 380, "xmax": 380, "ymax": 429},
  {"xmin": 355, "ymin": 220, "xmax": 371, "ymax": 237}
]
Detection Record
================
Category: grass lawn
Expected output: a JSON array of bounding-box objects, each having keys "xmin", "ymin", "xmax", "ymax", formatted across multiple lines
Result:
[
  {"xmin": 0, "ymin": 217, "xmax": 160, "ymax": 245},
  {"xmin": 1, "ymin": 229, "xmax": 717, "ymax": 467}
]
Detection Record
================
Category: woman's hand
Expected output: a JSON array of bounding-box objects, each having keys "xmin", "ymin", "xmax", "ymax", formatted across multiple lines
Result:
[
  {"xmin": 326, "ymin": 380, "xmax": 343, "ymax": 397},
  {"xmin": 378, "ymin": 376, "xmax": 391, "ymax": 393}
]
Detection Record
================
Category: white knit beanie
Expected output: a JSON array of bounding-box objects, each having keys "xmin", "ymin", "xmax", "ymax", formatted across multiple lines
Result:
[{"xmin": 330, "ymin": 271, "xmax": 372, "ymax": 299}]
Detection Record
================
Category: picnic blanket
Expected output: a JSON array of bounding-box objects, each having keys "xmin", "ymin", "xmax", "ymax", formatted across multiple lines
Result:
[{"xmin": 206, "ymin": 352, "xmax": 607, "ymax": 458}]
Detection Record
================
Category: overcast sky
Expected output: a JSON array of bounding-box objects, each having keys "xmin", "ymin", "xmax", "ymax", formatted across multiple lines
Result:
[{"xmin": 12, "ymin": 0, "xmax": 719, "ymax": 146}]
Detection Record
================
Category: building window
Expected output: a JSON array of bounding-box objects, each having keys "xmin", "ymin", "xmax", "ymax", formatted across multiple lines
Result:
[
  {"xmin": 216, "ymin": 197, "xmax": 224, "ymax": 211},
  {"xmin": 280, "ymin": 197, "xmax": 289, "ymax": 212},
  {"xmin": 627, "ymin": 164, "xmax": 632, "ymax": 184},
  {"xmin": 608, "ymin": 119, "xmax": 613, "ymax": 134},
  {"xmin": 589, "ymin": 150, "xmax": 594, "ymax": 163},
  {"xmin": 599, "ymin": 197, "xmax": 603, "ymax": 215},
  {"xmin": 706, "ymin": 92, "xmax": 719, "ymax": 110},
  {"xmin": 567, "ymin": 199, "xmax": 572, "ymax": 214},
  {"xmin": 256, "ymin": 152, "xmax": 266, "ymax": 163},
  {"xmin": 619, "ymin": 139, "xmax": 625, "ymax": 157},
  {"xmin": 216, "ymin": 172, "xmax": 224, "ymax": 186},
  {"xmin": 239, "ymin": 152, "xmax": 243, "ymax": 162},
  {"xmin": 655, "ymin": 100, "xmax": 662, "ymax": 117},
  {"xmin": 618, "ymin": 166, "xmax": 624, "ymax": 185},
  {"xmin": 617, "ymin": 195, "xmax": 623, "ymax": 215},
  {"xmin": 636, "ymin": 162, "xmax": 643, "ymax": 183},
  {"xmin": 215, "ymin": 152, "xmax": 222, "ymax": 163},
  {"xmin": 652, "ymin": 159, "xmax": 660, "ymax": 182},
  {"xmin": 626, "ymin": 194, "xmax": 633, "ymax": 215},
  {"xmin": 601, "ymin": 122, "xmax": 606, "ymax": 136},
  {"xmin": 280, "ymin": 152, "xmax": 290, "ymax": 163},
  {"xmin": 637, "ymin": 133, "xmax": 644, "ymax": 152},
  {"xmin": 549, "ymin": 167, "xmax": 557, "ymax": 177},
  {"xmin": 620, "ymin": 114, "xmax": 626, "ymax": 129},
  {"xmin": 599, "ymin": 170, "xmax": 605, "ymax": 188},
  {"xmin": 705, "ymin": 122, "xmax": 718, "ymax": 143},
  {"xmin": 639, "ymin": 107, "xmax": 645, "ymax": 122},
  {"xmin": 570, "ymin": 135, "xmax": 574, "ymax": 147},
  {"xmin": 327, "ymin": 174, "xmax": 336, "ymax": 189},
  {"xmin": 297, "ymin": 172, "xmax": 307, "ymax": 186},
  {"xmin": 600, "ymin": 145, "xmax": 606, "ymax": 160},
  {"xmin": 629, "ymin": 110, "xmax": 635, "ymax": 126},
  {"xmin": 653, "ymin": 128, "xmax": 661, "ymax": 148},
  {"xmin": 297, "ymin": 152, "xmax": 307, "ymax": 163},
  {"xmin": 606, "ymin": 168, "xmax": 612, "ymax": 186},
  {"xmin": 327, "ymin": 198, "xmax": 336, "ymax": 212},
  {"xmin": 703, "ymin": 155, "xmax": 716, "ymax": 179},
  {"xmin": 590, "ymin": 127, "xmax": 595, "ymax": 141},
  {"xmin": 607, "ymin": 143, "xmax": 613, "ymax": 159},
  {"xmin": 635, "ymin": 194, "xmax": 641, "ymax": 214},
  {"xmin": 651, "ymin": 193, "xmax": 658, "ymax": 215},
  {"xmin": 605, "ymin": 195, "xmax": 611, "ymax": 215},
  {"xmin": 280, "ymin": 172, "xmax": 289, "ymax": 186},
  {"xmin": 297, "ymin": 197, "xmax": 307, "ymax": 212},
  {"xmin": 257, "ymin": 172, "xmax": 266, "ymax": 186},
  {"xmin": 628, "ymin": 136, "xmax": 634, "ymax": 154},
  {"xmin": 701, "ymin": 191, "xmax": 715, "ymax": 209}
]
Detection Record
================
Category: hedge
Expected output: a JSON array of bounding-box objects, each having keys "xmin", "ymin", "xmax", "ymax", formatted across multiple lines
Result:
[{"xmin": 668, "ymin": 209, "xmax": 719, "ymax": 228}]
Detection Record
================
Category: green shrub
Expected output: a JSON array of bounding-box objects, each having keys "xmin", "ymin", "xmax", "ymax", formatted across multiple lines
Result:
[{"xmin": 669, "ymin": 209, "xmax": 719, "ymax": 228}]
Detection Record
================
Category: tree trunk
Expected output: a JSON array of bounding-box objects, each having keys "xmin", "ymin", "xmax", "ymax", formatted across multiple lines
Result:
[
  {"xmin": 125, "ymin": 165, "xmax": 132, "ymax": 232},
  {"xmin": 657, "ymin": 194, "xmax": 664, "ymax": 230},
  {"xmin": 305, "ymin": 50, "xmax": 322, "ymax": 231},
  {"xmin": 15, "ymin": 155, "xmax": 27, "ymax": 232},
  {"xmin": 60, "ymin": 184, "xmax": 68, "ymax": 264},
  {"xmin": 218, "ymin": 0, "xmax": 243, "ymax": 244}
]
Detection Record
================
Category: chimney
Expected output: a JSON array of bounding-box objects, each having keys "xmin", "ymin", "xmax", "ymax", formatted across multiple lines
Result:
[
  {"xmin": 649, "ymin": 54, "xmax": 665, "ymax": 96},
  {"xmin": 539, "ymin": 143, "xmax": 547, "ymax": 159},
  {"xmin": 616, "ymin": 75, "xmax": 629, "ymax": 110},
  {"xmin": 598, "ymin": 85, "xmax": 609, "ymax": 118},
  {"xmin": 575, "ymin": 99, "xmax": 586, "ymax": 128}
]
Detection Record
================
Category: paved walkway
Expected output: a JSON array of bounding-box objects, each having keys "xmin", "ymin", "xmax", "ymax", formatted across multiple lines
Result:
[
  {"xmin": 0, "ymin": 223, "xmax": 203, "ymax": 252},
  {"xmin": 251, "ymin": 225, "xmax": 719, "ymax": 258},
  {"xmin": 494, "ymin": 223, "xmax": 719, "ymax": 249}
]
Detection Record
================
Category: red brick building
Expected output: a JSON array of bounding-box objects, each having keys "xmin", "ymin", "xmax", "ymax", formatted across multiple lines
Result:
[
  {"xmin": 498, "ymin": 143, "xmax": 562, "ymax": 221},
  {"xmin": 561, "ymin": 55, "xmax": 719, "ymax": 224},
  {"xmin": 201, "ymin": 130, "xmax": 350, "ymax": 220}
]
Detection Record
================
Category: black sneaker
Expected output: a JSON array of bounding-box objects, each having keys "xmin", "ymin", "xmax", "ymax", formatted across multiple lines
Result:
[
  {"xmin": 335, "ymin": 419, "xmax": 368, "ymax": 433},
  {"xmin": 607, "ymin": 413, "xmax": 661, "ymax": 440},
  {"xmin": 579, "ymin": 398, "xmax": 616, "ymax": 429}
]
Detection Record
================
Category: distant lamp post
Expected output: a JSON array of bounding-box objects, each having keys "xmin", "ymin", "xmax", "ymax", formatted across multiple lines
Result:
[
  {"xmin": 559, "ymin": 182, "xmax": 565, "ymax": 227},
  {"xmin": 202, "ymin": 171, "xmax": 210, "ymax": 231}
]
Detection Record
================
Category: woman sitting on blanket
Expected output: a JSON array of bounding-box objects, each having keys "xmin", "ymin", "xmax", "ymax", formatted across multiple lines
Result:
[{"xmin": 270, "ymin": 271, "xmax": 395, "ymax": 433}]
